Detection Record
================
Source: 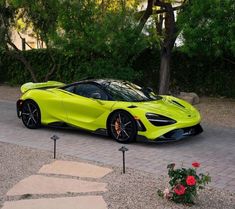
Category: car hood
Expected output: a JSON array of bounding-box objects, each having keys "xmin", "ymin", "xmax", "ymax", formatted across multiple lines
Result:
[{"xmin": 133, "ymin": 96, "xmax": 198, "ymax": 120}]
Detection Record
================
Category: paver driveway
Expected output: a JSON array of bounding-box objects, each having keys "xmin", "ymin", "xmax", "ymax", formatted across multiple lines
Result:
[{"xmin": 0, "ymin": 100, "xmax": 235, "ymax": 192}]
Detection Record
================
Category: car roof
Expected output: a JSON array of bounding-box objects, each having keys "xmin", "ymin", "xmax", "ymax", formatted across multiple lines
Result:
[{"xmin": 74, "ymin": 78, "xmax": 127, "ymax": 86}]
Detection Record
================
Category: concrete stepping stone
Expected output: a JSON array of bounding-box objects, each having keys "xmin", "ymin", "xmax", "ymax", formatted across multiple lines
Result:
[
  {"xmin": 38, "ymin": 160, "xmax": 112, "ymax": 178},
  {"xmin": 2, "ymin": 196, "xmax": 107, "ymax": 209},
  {"xmin": 7, "ymin": 175, "xmax": 107, "ymax": 196}
]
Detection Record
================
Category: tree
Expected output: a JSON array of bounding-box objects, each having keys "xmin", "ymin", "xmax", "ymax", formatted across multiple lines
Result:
[
  {"xmin": 0, "ymin": 0, "xmax": 38, "ymax": 81},
  {"xmin": 49, "ymin": 0, "xmax": 147, "ymax": 80},
  {"xmin": 11, "ymin": 0, "xmax": 61, "ymax": 81},
  {"xmin": 0, "ymin": 0, "xmax": 61, "ymax": 82},
  {"xmin": 178, "ymin": 0, "xmax": 235, "ymax": 64},
  {"xmin": 137, "ymin": 0, "xmax": 187, "ymax": 94},
  {"xmin": 1, "ymin": 0, "xmax": 148, "ymax": 82}
]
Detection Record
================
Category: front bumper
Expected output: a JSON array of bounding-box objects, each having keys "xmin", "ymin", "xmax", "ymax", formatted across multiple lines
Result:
[
  {"xmin": 157, "ymin": 124, "xmax": 203, "ymax": 142},
  {"xmin": 137, "ymin": 124, "xmax": 203, "ymax": 143}
]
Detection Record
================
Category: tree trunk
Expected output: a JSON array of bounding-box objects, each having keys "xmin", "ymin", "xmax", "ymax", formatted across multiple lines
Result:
[
  {"xmin": 137, "ymin": 0, "xmax": 186, "ymax": 94},
  {"xmin": 159, "ymin": 47, "xmax": 171, "ymax": 94},
  {"xmin": 155, "ymin": 1, "xmax": 177, "ymax": 95}
]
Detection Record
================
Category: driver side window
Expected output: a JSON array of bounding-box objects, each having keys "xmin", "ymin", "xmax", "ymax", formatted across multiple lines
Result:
[{"xmin": 74, "ymin": 83, "xmax": 108, "ymax": 100}]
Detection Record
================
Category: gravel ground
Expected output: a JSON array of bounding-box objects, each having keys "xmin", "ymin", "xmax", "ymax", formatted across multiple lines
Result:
[
  {"xmin": 195, "ymin": 97, "xmax": 235, "ymax": 128},
  {"xmin": 0, "ymin": 142, "xmax": 234, "ymax": 209}
]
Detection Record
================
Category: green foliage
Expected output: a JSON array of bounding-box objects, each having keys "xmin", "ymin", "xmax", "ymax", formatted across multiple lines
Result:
[
  {"xmin": 178, "ymin": 0, "xmax": 235, "ymax": 57},
  {"xmin": 1, "ymin": 48, "xmax": 234, "ymax": 98},
  {"xmin": 0, "ymin": 49, "xmax": 140, "ymax": 84},
  {"xmin": 6, "ymin": 0, "xmax": 148, "ymax": 81},
  {"xmin": 51, "ymin": 0, "xmax": 148, "ymax": 68},
  {"xmin": 1, "ymin": 0, "xmax": 235, "ymax": 98},
  {"xmin": 171, "ymin": 51, "xmax": 235, "ymax": 97},
  {"xmin": 133, "ymin": 48, "xmax": 235, "ymax": 98},
  {"xmin": 1, "ymin": 0, "xmax": 148, "ymax": 83},
  {"xmin": 11, "ymin": 0, "xmax": 59, "ymax": 45},
  {"xmin": 1, "ymin": 48, "xmax": 235, "ymax": 97},
  {"xmin": 0, "ymin": 0, "xmax": 16, "ymax": 49}
]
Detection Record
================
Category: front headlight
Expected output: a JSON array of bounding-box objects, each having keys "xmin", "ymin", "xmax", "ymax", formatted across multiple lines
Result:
[{"xmin": 146, "ymin": 113, "xmax": 176, "ymax": 126}]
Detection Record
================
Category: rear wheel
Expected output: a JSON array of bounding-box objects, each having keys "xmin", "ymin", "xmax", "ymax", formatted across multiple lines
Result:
[
  {"xmin": 21, "ymin": 100, "xmax": 41, "ymax": 129},
  {"xmin": 108, "ymin": 111, "xmax": 137, "ymax": 143}
]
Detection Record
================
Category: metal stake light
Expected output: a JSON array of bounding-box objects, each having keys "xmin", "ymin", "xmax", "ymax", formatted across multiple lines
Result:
[
  {"xmin": 119, "ymin": 146, "xmax": 128, "ymax": 174},
  {"xmin": 51, "ymin": 135, "xmax": 59, "ymax": 159}
]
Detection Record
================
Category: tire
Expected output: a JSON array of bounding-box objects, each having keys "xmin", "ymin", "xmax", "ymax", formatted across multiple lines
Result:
[
  {"xmin": 108, "ymin": 110, "xmax": 137, "ymax": 143},
  {"xmin": 21, "ymin": 100, "xmax": 41, "ymax": 129}
]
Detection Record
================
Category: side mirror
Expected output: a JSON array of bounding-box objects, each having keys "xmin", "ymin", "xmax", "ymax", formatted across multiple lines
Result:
[
  {"xmin": 90, "ymin": 92, "xmax": 102, "ymax": 99},
  {"xmin": 146, "ymin": 87, "xmax": 154, "ymax": 92}
]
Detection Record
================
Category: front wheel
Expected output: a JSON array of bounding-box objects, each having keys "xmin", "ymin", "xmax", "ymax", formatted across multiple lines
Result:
[
  {"xmin": 21, "ymin": 100, "xmax": 41, "ymax": 129},
  {"xmin": 108, "ymin": 111, "xmax": 137, "ymax": 143}
]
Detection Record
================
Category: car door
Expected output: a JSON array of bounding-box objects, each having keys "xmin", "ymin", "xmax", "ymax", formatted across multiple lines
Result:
[{"xmin": 61, "ymin": 83, "xmax": 115, "ymax": 131}]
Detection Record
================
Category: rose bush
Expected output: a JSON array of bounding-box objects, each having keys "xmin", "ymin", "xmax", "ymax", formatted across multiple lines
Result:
[{"xmin": 158, "ymin": 162, "xmax": 211, "ymax": 205}]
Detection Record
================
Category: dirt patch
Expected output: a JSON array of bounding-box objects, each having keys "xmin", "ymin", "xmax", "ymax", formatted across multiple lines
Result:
[
  {"xmin": 195, "ymin": 97, "xmax": 235, "ymax": 128},
  {"xmin": 0, "ymin": 85, "xmax": 21, "ymax": 101}
]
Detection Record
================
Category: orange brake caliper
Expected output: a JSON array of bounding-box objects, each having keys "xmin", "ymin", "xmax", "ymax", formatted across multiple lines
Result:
[{"xmin": 114, "ymin": 118, "xmax": 121, "ymax": 135}]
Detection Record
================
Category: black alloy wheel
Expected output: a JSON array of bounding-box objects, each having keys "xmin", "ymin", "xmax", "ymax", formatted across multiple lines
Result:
[
  {"xmin": 21, "ymin": 100, "xmax": 41, "ymax": 129},
  {"xmin": 108, "ymin": 111, "xmax": 137, "ymax": 143}
]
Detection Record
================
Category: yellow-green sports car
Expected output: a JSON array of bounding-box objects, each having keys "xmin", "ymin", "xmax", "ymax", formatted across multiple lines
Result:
[{"xmin": 17, "ymin": 79, "xmax": 203, "ymax": 143}]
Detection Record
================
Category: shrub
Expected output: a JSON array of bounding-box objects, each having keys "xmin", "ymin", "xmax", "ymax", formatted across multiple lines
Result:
[
  {"xmin": 0, "ymin": 49, "xmax": 140, "ymax": 85},
  {"xmin": 158, "ymin": 162, "xmax": 211, "ymax": 205},
  {"xmin": 132, "ymin": 48, "xmax": 235, "ymax": 97}
]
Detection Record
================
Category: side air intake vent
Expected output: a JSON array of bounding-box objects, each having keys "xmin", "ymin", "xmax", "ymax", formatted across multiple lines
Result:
[{"xmin": 128, "ymin": 105, "xmax": 137, "ymax": 108}]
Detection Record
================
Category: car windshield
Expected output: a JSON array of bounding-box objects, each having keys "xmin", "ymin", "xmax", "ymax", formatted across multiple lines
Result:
[{"xmin": 103, "ymin": 81, "xmax": 162, "ymax": 102}]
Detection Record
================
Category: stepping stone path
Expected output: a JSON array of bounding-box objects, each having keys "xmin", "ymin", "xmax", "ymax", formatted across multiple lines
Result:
[
  {"xmin": 39, "ymin": 160, "xmax": 112, "ymax": 178},
  {"xmin": 7, "ymin": 175, "xmax": 107, "ymax": 196},
  {"xmin": 2, "ymin": 196, "xmax": 107, "ymax": 209},
  {"xmin": 3, "ymin": 160, "xmax": 113, "ymax": 209}
]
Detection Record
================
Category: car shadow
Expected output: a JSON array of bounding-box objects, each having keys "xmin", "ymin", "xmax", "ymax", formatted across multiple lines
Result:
[
  {"xmin": 135, "ymin": 134, "xmax": 205, "ymax": 148},
  {"xmin": 41, "ymin": 125, "xmax": 205, "ymax": 147}
]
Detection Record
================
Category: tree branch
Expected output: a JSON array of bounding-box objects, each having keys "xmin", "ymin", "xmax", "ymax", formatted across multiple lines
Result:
[
  {"xmin": 17, "ymin": 31, "xmax": 33, "ymax": 49},
  {"xmin": 44, "ymin": 51, "xmax": 58, "ymax": 81},
  {"xmin": 155, "ymin": 14, "xmax": 164, "ymax": 36},
  {"xmin": 136, "ymin": 0, "xmax": 154, "ymax": 33},
  {"xmin": 136, "ymin": 0, "xmax": 186, "ymax": 34},
  {"xmin": 223, "ymin": 57, "xmax": 235, "ymax": 65}
]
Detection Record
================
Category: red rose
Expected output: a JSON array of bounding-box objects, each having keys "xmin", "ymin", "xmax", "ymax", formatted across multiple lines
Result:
[
  {"xmin": 174, "ymin": 184, "xmax": 186, "ymax": 195},
  {"xmin": 186, "ymin": 176, "xmax": 196, "ymax": 186},
  {"xmin": 192, "ymin": 162, "xmax": 200, "ymax": 168}
]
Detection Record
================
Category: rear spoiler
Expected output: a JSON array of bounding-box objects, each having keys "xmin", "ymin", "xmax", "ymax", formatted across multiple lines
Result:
[{"xmin": 20, "ymin": 81, "xmax": 65, "ymax": 94}]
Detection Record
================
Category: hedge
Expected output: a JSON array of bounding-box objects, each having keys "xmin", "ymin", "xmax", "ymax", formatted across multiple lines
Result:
[
  {"xmin": 0, "ymin": 48, "xmax": 234, "ymax": 97},
  {"xmin": 0, "ymin": 49, "xmax": 138, "ymax": 84},
  {"xmin": 133, "ymin": 49, "xmax": 235, "ymax": 98}
]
